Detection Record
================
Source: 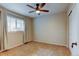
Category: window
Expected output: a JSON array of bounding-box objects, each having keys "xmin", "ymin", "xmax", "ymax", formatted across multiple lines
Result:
[
  {"xmin": 16, "ymin": 18, "xmax": 25, "ymax": 31},
  {"xmin": 7, "ymin": 15, "xmax": 25, "ymax": 32}
]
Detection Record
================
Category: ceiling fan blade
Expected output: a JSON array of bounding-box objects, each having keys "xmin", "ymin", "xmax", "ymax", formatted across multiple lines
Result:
[
  {"xmin": 40, "ymin": 10, "xmax": 49, "ymax": 12},
  {"xmin": 40, "ymin": 3, "xmax": 46, "ymax": 8},
  {"xmin": 36, "ymin": 3, "xmax": 40, "ymax": 10},
  {"xmin": 29, "ymin": 11, "xmax": 35, "ymax": 13},
  {"xmin": 27, "ymin": 5, "xmax": 35, "ymax": 9}
]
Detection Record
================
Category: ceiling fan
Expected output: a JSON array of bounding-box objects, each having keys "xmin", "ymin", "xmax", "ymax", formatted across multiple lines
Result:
[{"xmin": 27, "ymin": 3, "xmax": 49, "ymax": 15}]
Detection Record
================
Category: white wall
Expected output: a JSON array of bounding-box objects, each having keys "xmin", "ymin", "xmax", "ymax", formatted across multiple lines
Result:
[
  {"xmin": 25, "ymin": 17, "xmax": 33, "ymax": 42},
  {"xmin": 33, "ymin": 13, "xmax": 68, "ymax": 46}
]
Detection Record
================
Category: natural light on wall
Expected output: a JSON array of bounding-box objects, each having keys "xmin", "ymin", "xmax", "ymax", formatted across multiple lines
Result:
[{"xmin": 7, "ymin": 15, "xmax": 25, "ymax": 32}]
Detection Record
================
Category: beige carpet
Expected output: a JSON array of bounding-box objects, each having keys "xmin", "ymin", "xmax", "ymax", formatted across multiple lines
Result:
[{"xmin": 0, "ymin": 41, "xmax": 71, "ymax": 56}]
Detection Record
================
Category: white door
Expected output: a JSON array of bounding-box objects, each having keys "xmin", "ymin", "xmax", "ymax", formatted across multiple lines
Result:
[
  {"xmin": 69, "ymin": 4, "xmax": 79, "ymax": 56},
  {"xmin": 6, "ymin": 15, "xmax": 25, "ymax": 49}
]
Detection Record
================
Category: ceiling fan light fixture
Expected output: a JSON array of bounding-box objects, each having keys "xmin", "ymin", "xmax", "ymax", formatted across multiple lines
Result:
[
  {"xmin": 36, "ymin": 10, "xmax": 40, "ymax": 14},
  {"xmin": 27, "ymin": 3, "xmax": 49, "ymax": 15}
]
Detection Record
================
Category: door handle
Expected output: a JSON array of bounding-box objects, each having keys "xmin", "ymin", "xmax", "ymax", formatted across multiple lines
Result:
[{"xmin": 71, "ymin": 42, "xmax": 77, "ymax": 48}]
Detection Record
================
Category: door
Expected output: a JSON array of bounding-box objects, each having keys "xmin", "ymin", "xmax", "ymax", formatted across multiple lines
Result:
[
  {"xmin": 6, "ymin": 15, "xmax": 25, "ymax": 49},
  {"xmin": 69, "ymin": 4, "xmax": 79, "ymax": 56}
]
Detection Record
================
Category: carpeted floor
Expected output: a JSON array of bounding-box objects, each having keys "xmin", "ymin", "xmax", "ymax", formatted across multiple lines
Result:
[{"xmin": 0, "ymin": 41, "xmax": 71, "ymax": 56}]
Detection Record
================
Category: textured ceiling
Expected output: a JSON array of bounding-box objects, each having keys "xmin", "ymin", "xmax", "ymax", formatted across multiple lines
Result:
[{"xmin": 0, "ymin": 3, "xmax": 70, "ymax": 18}]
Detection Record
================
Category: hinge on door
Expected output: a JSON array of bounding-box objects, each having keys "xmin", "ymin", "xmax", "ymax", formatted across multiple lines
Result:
[{"xmin": 68, "ymin": 10, "xmax": 72, "ymax": 16}]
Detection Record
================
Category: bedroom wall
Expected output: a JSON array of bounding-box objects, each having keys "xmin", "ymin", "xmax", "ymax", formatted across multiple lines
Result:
[
  {"xmin": 33, "ymin": 12, "xmax": 68, "ymax": 46},
  {"xmin": 24, "ymin": 17, "xmax": 33, "ymax": 43}
]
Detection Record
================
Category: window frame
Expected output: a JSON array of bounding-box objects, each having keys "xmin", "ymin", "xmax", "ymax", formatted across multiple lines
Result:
[{"xmin": 7, "ymin": 13, "xmax": 25, "ymax": 32}]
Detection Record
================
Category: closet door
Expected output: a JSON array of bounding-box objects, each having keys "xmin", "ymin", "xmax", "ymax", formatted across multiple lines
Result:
[
  {"xmin": 69, "ymin": 4, "xmax": 79, "ymax": 56},
  {"xmin": 6, "ymin": 15, "xmax": 25, "ymax": 49}
]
